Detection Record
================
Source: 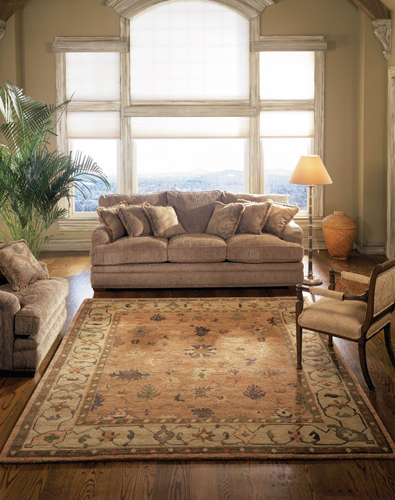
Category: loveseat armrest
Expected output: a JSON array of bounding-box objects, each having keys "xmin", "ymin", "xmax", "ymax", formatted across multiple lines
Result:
[
  {"xmin": 283, "ymin": 220, "xmax": 303, "ymax": 245},
  {"xmin": 0, "ymin": 291, "xmax": 21, "ymax": 371},
  {"xmin": 91, "ymin": 224, "xmax": 111, "ymax": 247}
]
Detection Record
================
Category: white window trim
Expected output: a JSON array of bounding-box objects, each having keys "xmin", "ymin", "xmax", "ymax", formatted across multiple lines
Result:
[{"xmin": 53, "ymin": 28, "xmax": 326, "ymax": 231}]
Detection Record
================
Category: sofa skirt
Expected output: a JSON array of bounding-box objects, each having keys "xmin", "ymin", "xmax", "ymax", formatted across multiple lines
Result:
[{"xmin": 90, "ymin": 262, "xmax": 304, "ymax": 289}]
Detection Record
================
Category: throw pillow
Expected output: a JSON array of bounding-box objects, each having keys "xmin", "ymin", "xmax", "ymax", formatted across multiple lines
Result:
[
  {"xmin": 263, "ymin": 202, "xmax": 300, "ymax": 239},
  {"xmin": 236, "ymin": 199, "xmax": 273, "ymax": 234},
  {"xmin": 205, "ymin": 201, "xmax": 245, "ymax": 240},
  {"xmin": 144, "ymin": 205, "xmax": 186, "ymax": 238},
  {"xmin": 97, "ymin": 202, "xmax": 128, "ymax": 242},
  {"xmin": 117, "ymin": 202, "xmax": 152, "ymax": 237},
  {"xmin": 0, "ymin": 240, "xmax": 49, "ymax": 291}
]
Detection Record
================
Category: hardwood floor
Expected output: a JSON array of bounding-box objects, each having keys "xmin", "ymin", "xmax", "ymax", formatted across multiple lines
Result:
[{"xmin": 1, "ymin": 250, "xmax": 395, "ymax": 500}]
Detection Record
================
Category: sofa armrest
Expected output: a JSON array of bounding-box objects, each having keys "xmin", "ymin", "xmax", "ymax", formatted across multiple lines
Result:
[
  {"xmin": 91, "ymin": 224, "xmax": 111, "ymax": 247},
  {"xmin": 283, "ymin": 220, "xmax": 303, "ymax": 245},
  {"xmin": 0, "ymin": 291, "xmax": 21, "ymax": 370}
]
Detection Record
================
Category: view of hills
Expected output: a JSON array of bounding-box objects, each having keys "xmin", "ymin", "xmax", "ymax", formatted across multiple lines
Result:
[{"xmin": 75, "ymin": 169, "xmax": 307, "ymax": 212}]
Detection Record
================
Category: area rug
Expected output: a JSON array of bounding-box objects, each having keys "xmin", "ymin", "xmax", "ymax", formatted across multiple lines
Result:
[{"xmin": 1, "ymin": 297, "xmax": 394, "ymax": 463}]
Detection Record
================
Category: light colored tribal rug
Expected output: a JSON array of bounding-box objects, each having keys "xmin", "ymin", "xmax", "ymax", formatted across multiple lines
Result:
[{"xmin": 1, "ymin": 297, "xmax": 394, "ymax": 462}]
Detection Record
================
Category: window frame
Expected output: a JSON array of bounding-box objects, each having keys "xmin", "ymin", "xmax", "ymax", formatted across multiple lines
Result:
[{"xmin": 53, "ymin": 19, "xmax": 326, "ymax": 227}]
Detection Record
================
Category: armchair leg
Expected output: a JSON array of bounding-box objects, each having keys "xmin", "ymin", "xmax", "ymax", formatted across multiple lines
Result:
[
  {"xmin": 296, "ymin": 323, "xmax": 302, "ymax": 369},
  {"xmin": 384, "ymin": 323, "xmax": 395, "ymax": 367},
  {"xmin": 328, "ymin": 335, "xmax": 333, "ymax": 348},
  {"xmin": 358, "ymin": 342, "xmax": 375, "ymax": 391}
]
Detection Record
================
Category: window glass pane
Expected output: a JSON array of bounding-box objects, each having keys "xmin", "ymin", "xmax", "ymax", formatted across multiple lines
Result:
[
  {"xmin": 130, "ymin": 117, "xmax": 249, "ymax": 138},
  {"xmin": 260, "ymin": 52, "xmax": 315, "ymax": 100},
  {"xmin": 261, "ymin": 137, "xmax": 312, "ymax": 210},
  {"xmin": 130, "ymin": 1, "xmax": 249, "ymax": 101},
  {"xmin": 66, "ymin": 53, "xmax": 120, "ymax": 101},
  {"xmin": 69, "ymin": 139, "xmax": 119, "ymax": 212},
  {"xmin": 260, "ymin": 111, "xmax": 314, "ymax": 137},
  {"xmin": 67, "ymin": 112, "xmax": 120, "ymax": 138},
  {"xmin": 133, "ymin": 138, "xmax": 248, "ymax": 193}
]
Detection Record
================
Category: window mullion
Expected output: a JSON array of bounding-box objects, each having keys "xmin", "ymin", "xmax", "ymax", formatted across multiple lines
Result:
[
  {"xmin": 124, "ymin": 104, "xmax": 255, "ymax": 117},
  {"xmin": 120, "ymin": 17, "xmax": 133, "ymax": 193},
  {"xmin": 260, "ymin": 100, "xmax": 314, "ymax": 111},
  {"xmin": 313, "ymin": 50, "xmax": 325, "ymax": 217},
  {"xmin": 249, "ymin": 16, "xmax": 260, "ymax": 194}
]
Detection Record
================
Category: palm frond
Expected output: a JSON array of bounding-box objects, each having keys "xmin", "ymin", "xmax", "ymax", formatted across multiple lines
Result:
[{"xmin": 0, "ymin": 82, "xmax": 109, "ymax": 257}]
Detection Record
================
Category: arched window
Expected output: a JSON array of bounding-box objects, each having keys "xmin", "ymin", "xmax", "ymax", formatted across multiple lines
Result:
[{"xmin": 53, "ymin": 0, "xmax": 326, "ymax": 220}]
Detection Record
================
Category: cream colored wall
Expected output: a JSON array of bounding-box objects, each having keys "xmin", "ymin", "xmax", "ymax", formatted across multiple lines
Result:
[{"xmin": 0, "ymin": 0, "xmax": 391, "ymax": 251}]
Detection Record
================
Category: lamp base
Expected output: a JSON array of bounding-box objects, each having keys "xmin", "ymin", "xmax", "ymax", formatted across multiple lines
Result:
[{"xmin": 303, "ymin": 275, "xmax": 322, "ymax": 286}]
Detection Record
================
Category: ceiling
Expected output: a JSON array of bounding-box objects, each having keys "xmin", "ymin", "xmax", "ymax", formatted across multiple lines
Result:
[{"xmin": 0, "ymin": 0, "xmax": 392, "ymax": 22}]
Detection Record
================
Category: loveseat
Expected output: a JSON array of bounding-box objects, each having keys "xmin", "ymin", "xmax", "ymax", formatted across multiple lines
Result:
[{"xmin": 90, "ymin": 190, "xmax": 304, "ymax": 291}]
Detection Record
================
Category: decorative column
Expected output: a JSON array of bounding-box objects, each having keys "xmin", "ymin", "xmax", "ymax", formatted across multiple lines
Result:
[
  {"xmin": 372, "ymin": 19, "xmax": 392, "ymax": 61},
  {"xmin": 0, "ymin": 20, "xmax": 6, "ymax": 41}
]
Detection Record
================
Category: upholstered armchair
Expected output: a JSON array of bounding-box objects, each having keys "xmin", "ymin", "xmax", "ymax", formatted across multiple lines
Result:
[
  {"xmin": 295, "ymin": 259, "xmax": 395, "ymax": 390},
  {"xmin": 0, "ymin": 263, "xmax": 69, "ymax": 373}
]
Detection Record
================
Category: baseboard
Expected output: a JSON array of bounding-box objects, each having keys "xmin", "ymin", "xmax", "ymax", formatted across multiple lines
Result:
[
  {"xmin": 42, "ymin": 229, "xmax": 387, "ymax": 257},
  {"xmin": 43, "ymin": 238, "xmax": 92, "ymax": 251},
  {"xmin": 354, "ymin": 238, "xmax": 387, "ymax": 256}
]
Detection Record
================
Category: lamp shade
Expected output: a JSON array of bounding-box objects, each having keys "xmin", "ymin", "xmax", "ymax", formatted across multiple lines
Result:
[{"xmin": 289, "ymin": 155, "xmax": 333, "ymax": 186}]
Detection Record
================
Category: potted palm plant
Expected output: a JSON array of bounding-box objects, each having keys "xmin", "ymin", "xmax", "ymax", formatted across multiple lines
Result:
[{"xmin": 0, "ymin": 81, "xmax": 110, "ymax": 256}]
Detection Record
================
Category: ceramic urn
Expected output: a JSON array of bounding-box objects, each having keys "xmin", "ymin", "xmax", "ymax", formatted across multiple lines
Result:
[{"xmin": 322, "ymin": 211, "xmax": 357, "ymax": 260}]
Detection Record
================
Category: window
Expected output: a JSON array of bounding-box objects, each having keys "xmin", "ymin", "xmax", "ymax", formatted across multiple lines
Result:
[
  {"xmin": 53, "ymin": 3, "xmax": 326, "ymax": 218},
  {"xmin": 260, "ymin": 52, "xmax": 316, "ymax": 210}
]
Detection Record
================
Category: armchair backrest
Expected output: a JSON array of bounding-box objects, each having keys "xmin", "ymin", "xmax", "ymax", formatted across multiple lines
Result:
[{"xmin": 364, "ymin": 258, "xmax": 395, "ymax": 330}]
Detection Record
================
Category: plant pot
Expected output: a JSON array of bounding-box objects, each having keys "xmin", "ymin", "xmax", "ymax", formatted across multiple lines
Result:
[{"xmin": 322, "ymin": 211, "xmax": 357, "ymax": 260}]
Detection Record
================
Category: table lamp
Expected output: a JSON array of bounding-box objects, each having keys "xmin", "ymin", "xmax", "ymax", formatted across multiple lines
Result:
[{"xmin": 289, "ymin": 155, "xmax": 332, "ymax": 285}]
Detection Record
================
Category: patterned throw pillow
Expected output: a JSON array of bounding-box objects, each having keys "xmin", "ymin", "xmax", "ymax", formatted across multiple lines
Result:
[
  {"xmin": 144, "ymin": 205, "xmax": 186, "ymax": 238},
  {"xmin": 117, "ymin": 202, "xmax": 152, "ymax": 237},
  {"xmin": 236, "ymin": 199, "xmax": 273, "ymax": 234},
  {"xmin": 263, "ymin": 202, "xmax": 300, "ymax": 239},
  {"xmin": 205, "ymin": 201, "xmax": 245, "ymax": 240},
  {"xmin": 97, "ymin": 202, "xmax": 128, "ymax": 242},
  {"xmin": 0, "ymin": 240, "xmax": 49, "ymax": 291}
]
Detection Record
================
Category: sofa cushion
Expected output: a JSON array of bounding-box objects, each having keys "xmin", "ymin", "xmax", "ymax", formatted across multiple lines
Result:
[
  {"xmin": 168, "ymin": 234, "xmax": 227, "ymax": 263},
  {"xmin": 0, "ymin": 240, "xmax": 49, "ymax": 291},
  {"xmin": 12, "ymin": 277, "xmax": 69, "ymax": 336},
  {"xmin": 205, "ymin": 202, "xmax": 245, "ymax": 240},
  {"xmin": 90, "ymin": 236, "xmax": 168, "ymax": 266},
  {"xmin": 222, "ymin": 192, "xmax": 289, "ymax": 205},
  {"xmin": 144, "ymin": 205, "xmax": 186, "ymax": 238},
  {"xmin": 167, "ymin": 190, "xmax": 222, "ymax": 233},
  {"xmin": 99, "ymin": 191, "xmax": 167, "ymax": 208},
  {"xmin": 227, "ymin": 234, "xmax": 303, "ymax": 263},
  {"xmin": 97, "ymin": 202, "xmax": 127, "ymax": 242},
  {"xmin": 236, "ymin": 200, "xmax": 272, "ymax": 234},
  {"xmin": 263, "ymin": 202, "xmax": 300, "ymax": 239},
  {"xmin": 117, "ymin": 203, "xmax": 152, "ymax": 237}
]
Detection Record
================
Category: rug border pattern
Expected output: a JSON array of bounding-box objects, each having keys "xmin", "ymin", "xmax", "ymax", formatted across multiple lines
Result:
[{"xmin": 1, "ymin": 297, "xmax": 394, "ymax": 463}]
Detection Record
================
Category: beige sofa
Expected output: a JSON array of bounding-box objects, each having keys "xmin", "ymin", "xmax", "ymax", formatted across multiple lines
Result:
[{"xmin": 90, "ymin": 190, "xmax": 304, "ymax": 291}]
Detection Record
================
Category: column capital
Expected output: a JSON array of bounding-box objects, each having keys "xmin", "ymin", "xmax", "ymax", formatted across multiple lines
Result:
[{"xmin": 372, "ymin": 19, "xmax": 392, "ymax": 61}]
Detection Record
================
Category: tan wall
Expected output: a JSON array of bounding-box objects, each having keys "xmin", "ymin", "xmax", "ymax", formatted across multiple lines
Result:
[
  {"xmin": 0, "ymin": 0, "xmax": 391, "ymax": 250},
  {"xmin": 357, "ymin": 13, "xmax": 387, "ymax": 244},
  {"xmin": 262, "ymin": 0, "xmax": 388, "ymax": 246}
]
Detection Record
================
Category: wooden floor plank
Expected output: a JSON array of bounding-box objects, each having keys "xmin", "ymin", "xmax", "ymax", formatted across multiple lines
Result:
[{"xmin": 1, "ymin": 250, "xmax": 395, "ymax": 500}]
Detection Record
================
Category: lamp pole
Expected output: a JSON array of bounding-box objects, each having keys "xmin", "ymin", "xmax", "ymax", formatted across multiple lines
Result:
[{"xmin": 304, "ymin": 185, "xmax": 322, "ymax": 286}]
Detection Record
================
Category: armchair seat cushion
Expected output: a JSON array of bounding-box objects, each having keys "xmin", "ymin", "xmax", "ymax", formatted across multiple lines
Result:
[
  {"xmin": 298, "ymin": 298, "xmax": 367, "ymax": 340},
  {"xmin": 168, "ymin": 234, "xmax": 227, "ymax": 263},
  {"xmin": 0, "ymin": 277, "xmax": 69, "ymax": 337}
]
